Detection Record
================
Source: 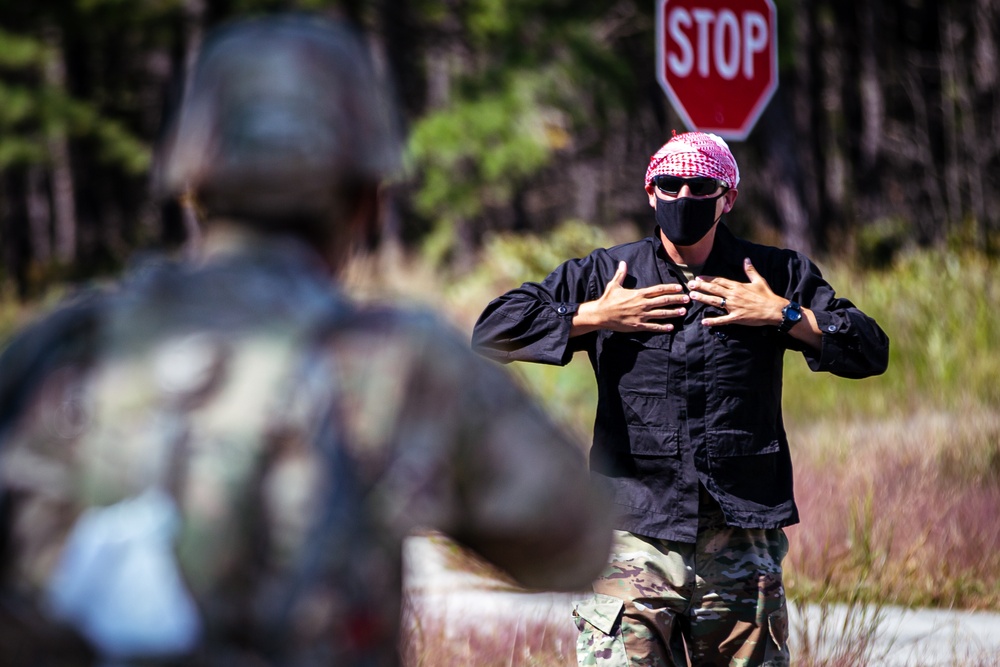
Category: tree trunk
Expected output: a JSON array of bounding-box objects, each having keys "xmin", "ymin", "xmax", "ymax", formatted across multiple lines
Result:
[
  {"xmin": 26, "ymin": 166, "xmax": 51, "ymax": 266},
  {"xmin": 44, "ymin": 28, "xmax": 77, "ymax": 266},
  {"xmin": 1, "ymin": 170, "xmax": 32, "ymax": 300},
  {"xmin": 761, "ymin": 92, "xmax": 812, "ymax": 256},
  {"xmin": 858, "ymin": 3, "xmax": 884, "ymax": 172},
  {"xmin": 939, "ymin": 6, "xmax": 964, "ymax": 232},
  {"xmin": 971, "ymin": 0, "xmax": 998, "ymax": 249},
  {"xmin": 818, "ymin": 1, "xmax": 848, "ymax": 248}
]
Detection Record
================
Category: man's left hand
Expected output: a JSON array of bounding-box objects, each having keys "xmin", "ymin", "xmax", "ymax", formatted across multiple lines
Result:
[
  {"xmin": 687, "ymin": 257, "xmax": 785, "ymax": 327},
  {"xmin": 689, "ymin": 258, "xmax": 824, "ymax": 350}
]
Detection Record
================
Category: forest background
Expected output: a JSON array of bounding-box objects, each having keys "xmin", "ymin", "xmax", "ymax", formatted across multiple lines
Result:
[{"xmin": 1, "ymin": 0, "xmax": 999, "ymax": 618}]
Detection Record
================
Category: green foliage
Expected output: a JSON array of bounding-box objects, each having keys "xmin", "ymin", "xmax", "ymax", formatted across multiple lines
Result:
[
  {"xmin": 406, "ymin": 1, "xmax": 635, "ymax": 259},
  {"xmin": 467, "ymin": 0, "xmax": 516, "ymax": 39},
  {"xmin": 0, "ymin": 28, "xmax": 53, "ymax": 69},
  {"xmin": 0, "ymin": 79, "xmax": 150, "ymax": 172},
  {"xmin": 509, "ymin": 355, "xmax": 597, "ymax": 445},
  {"xmin": 408, "ymin": 73, "xmax": 558, "ymax": 223},
  {"xmin": 0, "ymin": 23, "xmax": 151, "ymax": 173},
  {"xmin": 855, "ymin": 217, "xmax": 912, "ymax": 269},
  {"xmin": 447, "ymin": 219, "xmax": 618, "ymax": 315},
  {"xmin": 477, "ymin": 218, "xmax": 618, "ymax": 283}
]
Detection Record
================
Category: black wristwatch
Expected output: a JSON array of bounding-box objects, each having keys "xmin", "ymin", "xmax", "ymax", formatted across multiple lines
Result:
[{"xmin": 778, "ymin": 301, "xmax": 802, "ymax": 334}]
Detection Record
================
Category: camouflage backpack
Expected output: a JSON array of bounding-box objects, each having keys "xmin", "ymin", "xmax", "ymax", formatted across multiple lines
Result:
[{"xmin": 0, "ymin": 247, "xmax": 393, "ymax": 666}]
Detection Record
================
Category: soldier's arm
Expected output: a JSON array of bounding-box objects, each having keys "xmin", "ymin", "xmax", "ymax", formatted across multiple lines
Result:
[{"xmin": 425, "ymin": 328, "xmax": 613, "ymax": 591}]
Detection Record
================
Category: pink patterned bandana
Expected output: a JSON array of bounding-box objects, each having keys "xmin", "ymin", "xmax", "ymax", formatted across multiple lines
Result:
[{"xmin": 645, "ymin": 131, "xmax": 740, "ymax": 189}]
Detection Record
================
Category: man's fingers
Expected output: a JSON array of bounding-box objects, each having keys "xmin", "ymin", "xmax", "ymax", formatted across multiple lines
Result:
[
  {"xmin": 700, "ymin": 314, "xmax": 734, "ymax": 327},
  {"xmin": 688, "ymin": 277, "xmax": 719, "ymax": 295},
  {"xmin": 638, "ymin": 283, "xmax": 687, "ymax": 298},
  {"xmin": 629, "ymin": 322, "xmax": 675, "ymax": 333},
  {"xmin": 611, "ymin": 261, "xmax": 628, "ymax": 287},
  {"xmin": 644, "ymin": 307, "xmax": 687, "ymax": 320},
  {"xmin": 687, "ymin": 288, "xmax": 727, "ymax": 305},
  {"xmin": 650, "ymin": 292, "xmax": 689, "ymax": 308},
  {"xmin": 601, "ymin": 261, "xmax": 628, "ymax": 298}
]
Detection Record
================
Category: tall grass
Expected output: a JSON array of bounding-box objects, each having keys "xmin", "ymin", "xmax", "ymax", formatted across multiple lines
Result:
[
  {"xmin": 778, "ymin": 250, "xmax": 1000, "ymax": 610},
  {"xmin": 385, "ymin": 226, "xmax": 1000, "ymax": 612},
  {"xmin": 790, "ymin": 595, "xmax": 891, "ymax": 667},
  {"xmin": 401, "ymin": 533, "xmax": 580, "ymax": 667},
  {"xmin": 781, "ymin": 248, "xmax": 1000, "ymax": 422},
  {"xmin": 787, "ymin": 409, "xmax": 1000, "ymax": 609}
]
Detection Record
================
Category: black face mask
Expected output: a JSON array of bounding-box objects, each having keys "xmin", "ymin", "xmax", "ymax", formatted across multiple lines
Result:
[{"xmin": 655, "ymin": 191, "xmax": 725, "ymax": 246}]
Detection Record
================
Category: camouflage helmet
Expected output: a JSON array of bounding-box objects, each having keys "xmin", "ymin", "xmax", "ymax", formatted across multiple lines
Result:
[{"xmin": 154, "ymin": 14, "xmax": 402, "ymax": 226}]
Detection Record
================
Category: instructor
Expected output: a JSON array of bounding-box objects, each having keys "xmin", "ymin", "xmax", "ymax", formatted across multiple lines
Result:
[{"xmin": 472, "ymin": 131, "xmax": 889, "ymax": 666}]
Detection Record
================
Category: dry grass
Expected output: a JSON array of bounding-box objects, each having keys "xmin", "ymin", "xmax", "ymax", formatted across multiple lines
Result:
[
  {"xmin": 402, "ymin": 598, "xmax": 577, "ymax": 667},
  {"xmin": 789, "ymin": 598, "xmax": 891, "ymax": 667},
  {"xmin": 786, "ymin": 409, "xmax": 1000, "ymax": 610},
  {"xmin": 401, "ymin": 534, "xmax": 579, "ymax": 667}
]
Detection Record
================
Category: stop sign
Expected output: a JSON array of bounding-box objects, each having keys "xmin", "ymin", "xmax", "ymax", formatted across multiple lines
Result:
[{"xmin": 656, "ymin": 0, "xmax": 777, "ymax": 141}]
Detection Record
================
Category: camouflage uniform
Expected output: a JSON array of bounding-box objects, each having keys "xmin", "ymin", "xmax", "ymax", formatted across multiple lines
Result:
[
  {"xmin": 573, "ymin": 489, "xmax": 788, "ymax": 667},
  {"xmin": 0, "ymin": 235, "xmax": 613, "ymax": 666}
]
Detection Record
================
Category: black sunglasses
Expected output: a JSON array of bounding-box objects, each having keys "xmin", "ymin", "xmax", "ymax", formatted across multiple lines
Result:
[{"xmin": 652, "ymin": 175, "xmax": 728, "ymax": 197}]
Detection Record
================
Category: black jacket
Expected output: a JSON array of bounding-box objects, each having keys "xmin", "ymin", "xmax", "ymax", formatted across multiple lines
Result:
[{"xmin": 472, "ymin": 223, "xmax": 889, "ymax": 541}]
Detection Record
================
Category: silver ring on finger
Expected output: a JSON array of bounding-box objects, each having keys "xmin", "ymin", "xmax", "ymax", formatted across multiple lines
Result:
[{"xmin": 720, "ymin": 297, "xmax": 727, "ymax": 311}]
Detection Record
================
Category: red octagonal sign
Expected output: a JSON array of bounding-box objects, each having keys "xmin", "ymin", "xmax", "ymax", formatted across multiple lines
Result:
[{"xmin": 656, "ymin": 0, "xmax": 778, "ymax": 141}]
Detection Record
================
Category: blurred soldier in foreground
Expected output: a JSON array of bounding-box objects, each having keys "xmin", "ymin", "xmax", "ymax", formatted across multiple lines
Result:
[{"xmin": 0, "ymin": 15, "xmax": 612, "ymax": 666}]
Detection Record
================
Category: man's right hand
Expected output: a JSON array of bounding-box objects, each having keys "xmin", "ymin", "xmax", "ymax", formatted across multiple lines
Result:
[{"xmin": 570, "ymin": 261, "xmax": 688, "ymax": 336}]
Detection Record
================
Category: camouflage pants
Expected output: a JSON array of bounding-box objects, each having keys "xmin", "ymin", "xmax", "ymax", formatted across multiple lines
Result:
[{"xmin": 573, "ymin": 502, "xmax": 789, "ymax": 667}]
